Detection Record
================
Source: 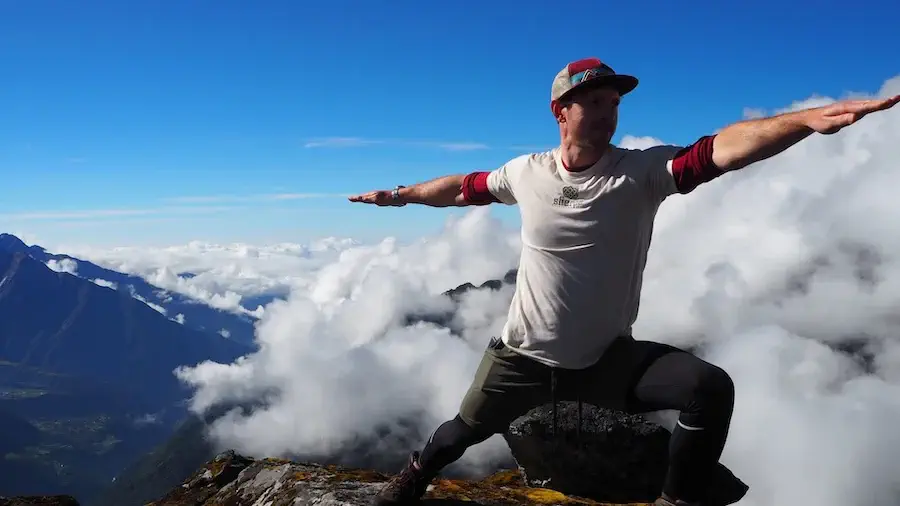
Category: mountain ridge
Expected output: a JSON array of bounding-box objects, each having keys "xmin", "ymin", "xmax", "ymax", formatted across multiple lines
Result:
[
  {"xmin": 0, "ymin": 233, "xmax": 258, "ymax": 345},
  {"xmin": 0, "ymin": 249, "xmax": 252, "ymax": 408}
]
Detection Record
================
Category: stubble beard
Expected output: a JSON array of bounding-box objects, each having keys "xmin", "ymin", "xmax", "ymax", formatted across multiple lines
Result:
[{"xmin": 574, "ymin": 133, "xmax": 612, "ymax": 154}]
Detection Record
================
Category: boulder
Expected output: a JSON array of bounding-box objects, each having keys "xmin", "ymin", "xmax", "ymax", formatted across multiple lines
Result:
[{"xmin": 503, "ymin": 402, "xmax": 749, "ymax": 505}]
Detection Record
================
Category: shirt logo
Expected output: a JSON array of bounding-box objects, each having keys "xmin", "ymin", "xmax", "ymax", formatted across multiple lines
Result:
[{"xmin": 553, "ymin": 185, "xmax": 580, "ymax": 207}]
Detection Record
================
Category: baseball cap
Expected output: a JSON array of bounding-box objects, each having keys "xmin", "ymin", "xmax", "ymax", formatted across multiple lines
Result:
[{"xmin": 550, "ymin": 57, "xmax": 639, "ymax": 102}]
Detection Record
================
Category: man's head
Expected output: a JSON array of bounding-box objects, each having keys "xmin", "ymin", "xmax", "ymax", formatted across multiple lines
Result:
[{"xmin": 550, "ymin": 58, "xmax": 638, "ymax": 152}]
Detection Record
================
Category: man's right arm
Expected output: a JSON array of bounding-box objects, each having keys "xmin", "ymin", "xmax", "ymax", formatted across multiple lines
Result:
[
  {"xmin": 348, "ymin": 167, "xmax": 515, "ymax": 208},
  {"xmin": 399, "ymin": 173, "xmax": 502, "ymax": 207}
]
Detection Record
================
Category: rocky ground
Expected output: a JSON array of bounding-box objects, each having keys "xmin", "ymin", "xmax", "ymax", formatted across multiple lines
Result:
[
  {"xmin": 2, "ymin": 450, "xmax": 652, "ymax": 506},
  {"xmin": 149, "ymin": 450, "xmax": 651, "ymax": 506}
]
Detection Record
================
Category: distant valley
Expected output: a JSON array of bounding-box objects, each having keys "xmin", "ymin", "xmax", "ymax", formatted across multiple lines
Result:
[{"xmin": 0, "ymin": 235, "xmax": 255, "ymax": 503}]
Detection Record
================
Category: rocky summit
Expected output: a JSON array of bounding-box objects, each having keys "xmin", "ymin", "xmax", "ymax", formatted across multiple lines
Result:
[{"xmin": 147, "ymin": 450, "xmax": 649, "ymax": 506}]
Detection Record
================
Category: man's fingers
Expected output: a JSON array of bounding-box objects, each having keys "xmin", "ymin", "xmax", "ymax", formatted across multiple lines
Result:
[
  {"xmin": 846, "ymin": 96, "xmax": 900, "ymax": 114},
  {"xmin": 822, "ymin": 96, "xmax": 899, "ymax": 127},
  {"xmin": 875, "ymin": 94, "xmax": 900, "ymax": 111},
  {"xmin": 348, "ymin": 192, "xmax": 374, "ymax": 203},
  {"xmin": 348, "ymin": 190, "xmax": 390, "ymax": 205},
  {"xmin": 843, "ymin": 95, "xmax": 898, "ymax": 119}
]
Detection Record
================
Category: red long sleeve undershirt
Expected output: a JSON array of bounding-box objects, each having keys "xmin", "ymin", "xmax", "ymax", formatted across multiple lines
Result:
[
  {"xmin": 461, "ymin": 171, "xmax": 501, "ymax": 205},
  {"xmin": 668, "ymin": 135, "xmax": 724, "ymax": 193}
]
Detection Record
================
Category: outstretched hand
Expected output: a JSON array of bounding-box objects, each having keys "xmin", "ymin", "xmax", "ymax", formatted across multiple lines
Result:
[
  {"xmin": 348, "ymin": 189, "xmax": 402, "ymax": 206},
  {"xmin": 805, "ymin": 94, "xmax": 900, "ymax": 135}
]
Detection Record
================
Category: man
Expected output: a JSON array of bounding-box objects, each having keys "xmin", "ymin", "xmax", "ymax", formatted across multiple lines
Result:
[{"xmin": 349, "ymin": 57, "xmax": 899, "ymax": 506}]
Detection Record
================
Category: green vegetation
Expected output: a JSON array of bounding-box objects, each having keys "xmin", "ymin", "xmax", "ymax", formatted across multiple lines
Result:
[{"xmin": 0, "ymin": 376, "xmax": 174, "ymax": 504}]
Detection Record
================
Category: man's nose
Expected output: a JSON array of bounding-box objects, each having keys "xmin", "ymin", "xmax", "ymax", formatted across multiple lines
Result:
[
  {"xmin": 589, "ymin": 101, "xmax": 614, "ymax": 114},
  {"xmin": 591, "ymin": 109, "xmax": 613, "ymax": 122}
]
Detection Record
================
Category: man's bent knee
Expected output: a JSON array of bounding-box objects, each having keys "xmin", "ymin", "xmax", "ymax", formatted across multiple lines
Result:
[
  {"xmin": 697, "ymin": 364, "xmax": 735, "ymax": 410},
  {"xmin": 681, "ymin": 363, "xmax": 735, "ymax": 427}
]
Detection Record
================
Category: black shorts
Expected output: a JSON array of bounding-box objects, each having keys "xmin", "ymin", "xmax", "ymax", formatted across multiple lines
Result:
[{"xmin": 458, "ymin": 335, "xmax": 714, "ymax": 433}]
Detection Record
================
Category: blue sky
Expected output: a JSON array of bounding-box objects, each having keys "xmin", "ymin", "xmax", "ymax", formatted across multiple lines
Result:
[{"xmin": 2, "ymin": 0, "xmax": 898, "ymax": 248}]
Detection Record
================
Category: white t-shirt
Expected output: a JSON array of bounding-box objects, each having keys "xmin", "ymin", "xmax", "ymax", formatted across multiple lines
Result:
[{"xmin": 486, "ymin": 144, "xmax": 684, "ymax": 369}]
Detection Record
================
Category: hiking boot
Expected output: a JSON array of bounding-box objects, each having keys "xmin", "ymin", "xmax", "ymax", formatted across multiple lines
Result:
[
  {"xmin": 371, "ymin": 451, "xmax": 435, "ymax": 505},
  {"xmin": 656, "ymin": 461, "xmax": 750, "ymax": 506}
]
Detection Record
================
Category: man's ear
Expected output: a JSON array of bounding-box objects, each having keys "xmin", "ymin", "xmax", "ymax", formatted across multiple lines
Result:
[{"xmin": 550, "ymin": 100, "xmax": 564, "ymax": 122}]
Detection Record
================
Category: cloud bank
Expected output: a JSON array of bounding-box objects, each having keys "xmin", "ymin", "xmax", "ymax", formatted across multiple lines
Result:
[
  {"xmin": 175, "ymin": 209, "xmax": 523, "ymax": 472},
  {"xmin": 152, "ymin": 76, "xmax": 900, "ymax": 505},
  {"xmin": 59, "ymin": 237, "xmax": 363, "ymax": 316}
]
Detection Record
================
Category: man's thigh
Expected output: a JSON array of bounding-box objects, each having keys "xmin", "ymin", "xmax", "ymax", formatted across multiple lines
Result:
[
  {"xmin": 579, "ymin": 335, "xmax": 716, "ymax": 413},
  {"xmin": 458, "ymin": 337, "xmax": 551, "ymax": 433}
]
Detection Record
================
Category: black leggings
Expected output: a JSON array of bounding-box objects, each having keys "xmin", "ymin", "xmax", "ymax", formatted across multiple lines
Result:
[{"xmin": 418, "ymin": 340, "xmax": 735, "ymax": 503}]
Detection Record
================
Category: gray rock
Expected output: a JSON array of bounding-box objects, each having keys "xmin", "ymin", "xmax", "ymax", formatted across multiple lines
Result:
[{"xmin": 503, "ymin": 401, "xmax": 749, "ymax": 505}]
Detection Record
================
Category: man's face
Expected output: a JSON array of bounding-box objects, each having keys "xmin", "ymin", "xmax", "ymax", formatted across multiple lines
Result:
[{"xmin": 558, "ymin": 85, "xmax": 620, "ymax": 149}]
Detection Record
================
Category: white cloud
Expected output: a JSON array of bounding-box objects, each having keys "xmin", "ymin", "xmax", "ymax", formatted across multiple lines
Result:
[
  {"xmin": 92, "ymin": 278, "xmax": 118, "ymax": 289},
  {"xmin": 46, "ymin": 258, "xmax": 78, "ymax": 275},
  {"xmin": 742, "ymin": 107, "xmax": 767, "ymax": 119},
  {"xmin": 128, "ymin": 287, "xmax": 167, "ymax": 314},
  {"xmin": 173, "ymin": 207, "xmax": 521, "ymax": 472},
  {"xmin": 619, "ymin": 135, "xmax": 666, "ymax": 150},
  {"xmin": 56, "ymin": 237, "xmax": 364, "ymax": 316}
]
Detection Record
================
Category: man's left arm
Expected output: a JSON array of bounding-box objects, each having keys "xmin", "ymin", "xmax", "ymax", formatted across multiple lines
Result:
[
  {"xmin": 711, "ymin": 95, "xmax": 900, "ymax": 171},
  {"xmin": 645, "ymin": 94, "xmax": 900, "ymax": 198}
]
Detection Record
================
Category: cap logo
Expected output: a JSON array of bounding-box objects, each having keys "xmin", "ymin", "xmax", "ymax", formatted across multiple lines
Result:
[{"xmin": 570, "ymin": 66, "xmax": 614, "ymax": 86}]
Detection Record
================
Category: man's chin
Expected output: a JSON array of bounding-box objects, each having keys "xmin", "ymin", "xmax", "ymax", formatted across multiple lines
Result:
[{"xmin": 581, "ymin": 139, "xmax": 611, "ymax": 151}]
